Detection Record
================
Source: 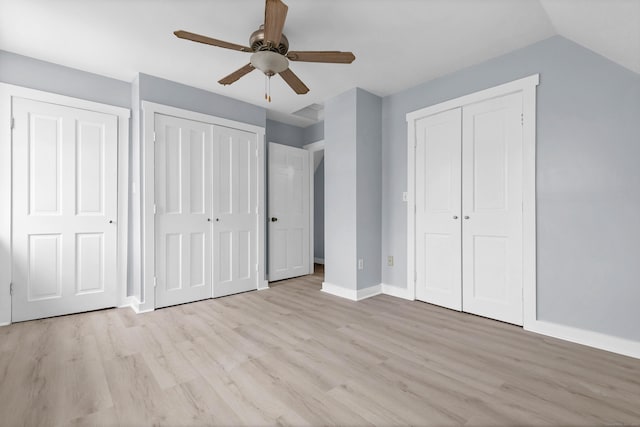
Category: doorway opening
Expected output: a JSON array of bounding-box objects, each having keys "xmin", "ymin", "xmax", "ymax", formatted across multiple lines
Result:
[{"xmin": 308, "ymin": 141, "xmax": 325, "ymax": 282}]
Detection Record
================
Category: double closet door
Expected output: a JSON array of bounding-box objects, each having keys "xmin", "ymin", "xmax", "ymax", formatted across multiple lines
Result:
[
  {"xmin": 415, "ymin": 92, "xmax": 523, "ymax": 325},
  {"xmin": 155, "ymin": 114, "xmax": 258, "ymax": 308}
]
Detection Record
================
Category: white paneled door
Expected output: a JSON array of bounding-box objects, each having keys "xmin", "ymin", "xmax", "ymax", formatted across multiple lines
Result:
[
  {"xmin": 414, "ymin": 92, "xmax": 524, "ymax": 325},
  {"xmin": 415, "ymin": 108, "xmax": 462, "ymax": 310},
  {"xmin": 212, "ymin": 126, "xmax": 258, "ymax": 297},
  {"xmin": 268, "ymin": 143, "xmax": 310, "ymax": 282},
  {"xmin": 462, "ymin": 93, "xmax": 523, "ymax": 325},
  {"xmin": 12, "ymin": 98, "xmax": 118, "ymax": 322},
  {"xmin": 154, "ymin": 115, "xmax": 260, "ymax": 307},
  {"xmin": 154, "ymin": 114, "xmax": 212, "ymax": 308}
]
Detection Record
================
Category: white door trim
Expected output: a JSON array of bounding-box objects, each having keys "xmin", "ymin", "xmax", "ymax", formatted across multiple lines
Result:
[
  {"xmin": 406, "ymin": 74, "xmax": 539, "ymax": 328},
  {"xmin": 140, "ymin": 101, "xmax": 266, "ymax": 312},
  {"xmin": 304, "ymin": 140, "xmax": 324, "ymax": 274},
  {"xmin": 0, "ymin": 82, "xmax": 130, "ymax": 325}
]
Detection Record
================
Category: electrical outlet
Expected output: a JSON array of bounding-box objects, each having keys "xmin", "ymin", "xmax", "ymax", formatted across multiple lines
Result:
[
  {"xmin": 387, "ymin": 256, "xmax": 394, "ymax": 267},
  {"xmin": 358, "ymin": 259, "xmax": 364, "ymax": 270}
]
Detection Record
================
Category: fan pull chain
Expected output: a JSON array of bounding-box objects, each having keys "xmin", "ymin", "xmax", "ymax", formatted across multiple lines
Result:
[{"xmin": 264, "ymin": 75, "xmax": 272, "ymax": 102}]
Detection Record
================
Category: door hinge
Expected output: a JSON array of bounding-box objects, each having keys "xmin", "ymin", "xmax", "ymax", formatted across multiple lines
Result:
[
  {"xmin": 153, "ymin": 204, "xmax": 157, "ymax": 214},
  {"xmin": 153, "ymin": 131, "xmax": 157, "ymax": 142},
  {"xmin": 414, "ymin": 271, "xmax": 417, "ymax": 282},
  {"xmin": 9, "ymin": 283, "xmax": 13, "ymax": 295},
  {"xmin": 521, "ymin": 113, "xmax": 524, "ymax": 126},
  {"xmin": 10, "ymin": 117, "xmax": 15, "ymax": 130},
  {"xmin": 255, "ymin": 148, "xmax": 259, "ymax": 157},
  {"xmin": 255, "ymin": 264, "xmax": 259, "ymax": 272},
  {"xmin": 153, "ymin": 277, "xmax": 157, "ymax": 288}
]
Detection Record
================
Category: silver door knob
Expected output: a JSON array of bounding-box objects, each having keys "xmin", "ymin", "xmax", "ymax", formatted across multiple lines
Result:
[
  {"xmin": 108, "ymin": 220, "xmax": 114, "ymax": 224},
  {"xmin": 216, "ymin": 218, "xmax": 220, "ymax": 222},
  {"xmin": 207, "ymin": 218, "xmax": 211, "ymax": 222},
  {"xmin": 453, "ymin": 216, "xmax": 458, "ymax": 219},
  {"xmin": 271, "ymin": 217, "xmax": 278, "ymax": 222},
  {"xmin": 464, "ymin": 216, "xmax": 470, "ymax": 219}
]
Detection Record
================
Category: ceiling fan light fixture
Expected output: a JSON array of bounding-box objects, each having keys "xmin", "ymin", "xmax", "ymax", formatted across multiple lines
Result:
[
  {"xmin": 174, "ymin": 0, "xmax": 354, "ymax": 98},
  {"xmin": 250, "ymin": 51, "xmax": 289, "ymax": 75}
]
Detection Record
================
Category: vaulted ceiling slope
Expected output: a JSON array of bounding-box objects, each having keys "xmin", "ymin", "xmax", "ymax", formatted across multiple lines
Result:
[{"xmin": 0, "ymin": 0, "xmax": 638, "ymax": 126}]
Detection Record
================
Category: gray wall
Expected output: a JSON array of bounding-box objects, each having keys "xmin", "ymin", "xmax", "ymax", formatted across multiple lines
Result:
[
  {"xmin": 265, "ymin": 119, "xmax": 324, "ymax": 146},
  {"xmin": 308, "ymin": 121, "xmax": 326, "ymax": 263},
  {"xmin": 266, "ymin": 119, "xmax": 305, "ymax": 147},
  {"xmin": 325, "ymin": 88, "xmax": 382, "ymax": 291},
  {"xmin": 381, "ymin": 36, "xmax": 640, "ymax": 341},
  {"xmin": 314, "ymin": 158, "xmax": 325, "ymax": 260},
  {"xmin": 0, "ymin": 50, "xmax": 130, "ymax": 108},
  {"xmin": 356, "ymin": 89, "xmax": 382, "ymax": 290},
  {"xmin": 304, "ymin": 121, "xmax": 324, "ymax": 145},
  {"xmin": 325, "ymin": 89, "xmax": 358, "ymax": 289},
  {"xmin": 139, "ymin": 73, "xmax": 265, "ymax": 128}
]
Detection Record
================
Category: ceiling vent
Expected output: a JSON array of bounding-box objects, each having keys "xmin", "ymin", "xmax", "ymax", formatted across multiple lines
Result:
[{"xmin": 292, "ymin": 103, "xmax": 324, "ymax": 122}]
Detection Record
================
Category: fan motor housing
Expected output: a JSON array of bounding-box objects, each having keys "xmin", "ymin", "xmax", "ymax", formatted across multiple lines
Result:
[{"xmin": 250, "ymin": 25, "xmax": 289, "ymax": 54}]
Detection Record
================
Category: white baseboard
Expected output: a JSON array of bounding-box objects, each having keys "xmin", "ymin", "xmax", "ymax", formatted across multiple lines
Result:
[
  {"xmin": 314, "ymin": 258, "xmax": 325, "ymax": 264},
  {"xmin": 525, "ymin": 320, "xmax": 640, "ymax": 360},
  {"xmin": 357, "ymin": 284, "xmax": 382, "ymax": 300},
  {"xmin": 376, "ymin": 284, "xmax": 639, "ymax": 359},
  {"xmin": 0, "ymin": 321, "xmax": 10, "ymax": 327},
  {"xmin": 118, "ymin": 296, "xmax": 135, "ymax": 309},
  {"xmin": 381, "ymin": 284, "xmax": 414, "ymax": 300},
  {"xmin": 321, "ymin": 282, "xmax": 381, "ymax": 301},
  {"xmin": 322, "ymin": 282, "xmax": 357, "ymax": 300},
  {"xmin": 127, "ymin": 297, "xmax": 154, "ymax": 314},
  {"xmin": 258, "ymin": 280, "xmax": 269, "ymax": 291}
]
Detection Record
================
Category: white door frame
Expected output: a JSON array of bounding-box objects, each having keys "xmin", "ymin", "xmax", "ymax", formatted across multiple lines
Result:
[
  {"xmin": 406, "ymin": 74, "xmax": 539, "ymax": 328},
  {"xmin": 0, "ymin": 82, "xmax": 130, "ymax": 326},
  {"xmin": 304, "ymin": 140, "xmax": 325, "ymax": 270},
  {"xmin": 140, "ymin": 101, "xmax": 266, "ymax": 312}
]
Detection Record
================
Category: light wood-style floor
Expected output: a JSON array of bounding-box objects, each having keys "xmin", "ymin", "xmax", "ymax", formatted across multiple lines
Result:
[{"xmin": 1, "ymin": 265, "xmax": 640, "ymax": 426}]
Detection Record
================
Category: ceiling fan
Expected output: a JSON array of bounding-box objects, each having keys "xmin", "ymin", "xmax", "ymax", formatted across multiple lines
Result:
[{"xmin": 174, "ymin": 0, "xmax": 355, "ymax": 101}]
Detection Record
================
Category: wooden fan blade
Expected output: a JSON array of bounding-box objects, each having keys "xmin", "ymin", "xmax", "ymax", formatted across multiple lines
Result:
[
  {"xmin": 264, "ymin": 0, "xmax": 288, "ymax": 47},
  {"xmin": 286, "ymin": 51, "xmax": 356, "ymax": 64},
  {"xmin": 218, "ymin": 64, "xmax": 255, "ymax": 85},
  {"xmin": 279, "ymin": 68, "xmax": 309, "ymax": 94},
  {"xmin": 174, "ymin": 30, "xmax": 252, "ymax": 52}
]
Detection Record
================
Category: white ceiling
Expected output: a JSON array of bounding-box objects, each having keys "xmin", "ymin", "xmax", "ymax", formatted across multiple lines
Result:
[{"xmin": 1, "ymin": 0, "xmax": 638, "ymax": 127}]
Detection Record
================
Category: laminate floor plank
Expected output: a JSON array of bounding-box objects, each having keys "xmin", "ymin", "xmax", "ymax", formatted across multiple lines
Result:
[{"xmin": 1, "ymin": 265, "xmax": 639, "ymax": 426}]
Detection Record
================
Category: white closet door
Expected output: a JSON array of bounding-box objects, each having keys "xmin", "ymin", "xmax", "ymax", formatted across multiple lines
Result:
[
  {"xmin": 462, "ymin": 92, "xmax": 523, "ymax": 325},
  {"xmin": 155, "ymin": 114, "xmax": 212, "ymax": 308},
  {"xmin": 12, "ymin": 98, "xmax": 118, "ymax": 322},
  {"xmin": 212, "ymin": 126, "xmax": 258, "ymax": 297},
  {"xmin": 268, "ymin": 142, "xmax": 310, "ymax": 282},
  {"xmin": 415, "ymin": 108, "xmax": 462, "ymax": 310}
]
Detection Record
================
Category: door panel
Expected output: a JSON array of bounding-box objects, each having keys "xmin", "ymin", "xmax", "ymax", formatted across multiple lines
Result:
[
  {"xmin": 76, "ymin": 121, "xmax": 106, "ymax": 215},
  {"xmin": 76, "ymin": 233, "xmax": 105, "ymax": 294},
  {"xmin": 414, "ymin": 108, "xmax": 462, "ymax": 310},
  {"xmin": 155, "ymin": 114, "xmax": 212, "ymax": 308},
  {"xmin": 12, "ymin": 98, "xmax": 118, "ymax": 322},
  {"xmin": 462, "ymin": 92, "xmax": 523, "ymax": 325},
  {"xmin": 268, "ymin": 142, "xmax": 310, "ymax": 282},
  {"xmin": 27, "ymin": 234, "xmax": 62, "ymax": 300},
  {"xmin": 212, "ymin": 126, "xmax": 258, "ymax": 297}
]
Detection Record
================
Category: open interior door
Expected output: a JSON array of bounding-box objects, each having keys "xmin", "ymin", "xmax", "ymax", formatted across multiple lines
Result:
[{"xmin": 268, "ymin": 142, "xmax": 310, "ymax": 282}]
